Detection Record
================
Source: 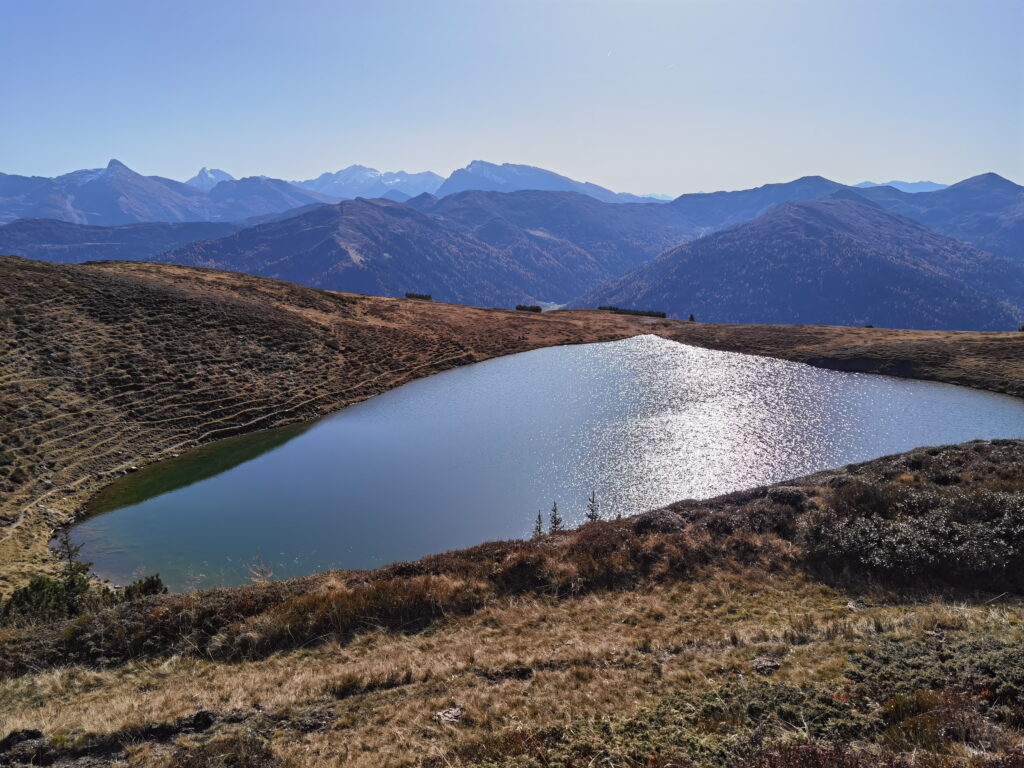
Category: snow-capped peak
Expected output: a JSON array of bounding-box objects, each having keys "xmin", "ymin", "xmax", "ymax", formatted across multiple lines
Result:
[{"xmin": 185, "ymin": 167, "xmax": 235, "ymax": 191}]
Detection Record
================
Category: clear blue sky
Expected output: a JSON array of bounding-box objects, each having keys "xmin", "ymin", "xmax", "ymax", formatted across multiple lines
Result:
[{"xmin": 2, "ymin": 0, "xmax": 1020, "ymax": 195}]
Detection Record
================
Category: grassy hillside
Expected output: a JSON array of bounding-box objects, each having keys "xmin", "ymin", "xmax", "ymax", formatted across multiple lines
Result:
[
  {"xmin": 3, "ymin": 255, "xmax": 1023, "ymax": 589},
  {"xmin": 2, "ymin": 255, "xmax": 1024, "ymax": 766}
]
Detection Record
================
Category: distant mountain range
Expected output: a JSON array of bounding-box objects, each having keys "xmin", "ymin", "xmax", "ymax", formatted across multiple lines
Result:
[
  {"xmin": 577, "ymin": 194, "xmax": 1024, "ymax": 330},
  {"xmin": 156, "ymin": 198, "xmax": 594, "ymax": 306},
  {"xmin": 2, "ymin": 165, "xmax": 1021, "ymax": 330},
  {"xmin": 0, "ymin": 159, "xmax": 668, "ymax": 225},
  {"xmin": 0, "ymin": 160, "xmax": 335, "ymax": 225},
  {"xmin": 408, "ymin": 189, "xmax": 697, "ymax": 276},
  {"xmin": 293, "ymin": 165, "xmax": 444, "ymax": 199},
  {"xmin": 153, "ymin": 191, "xmax": 694, "ymax": 305},
  {"xmin": 148, "ymin": 178, "xmax": 900, "ymax": 306},
  {"xmin": 182, "ymin": 161, "xmax": 670, "ymax": 204},
  {"xmin": 853, "ymin": 173, "xmax": 1024, "ymax": 262},
  {"xmin": 664, "ymin": 175, "xmax": 846, "ymax": 235},
  {"xmin": 855, "ymin": 180, "xmax": 948, "ymax": 194},
  {"xmin": 435, "ymin": 160, "xmax": 662, "ymax": 203}
]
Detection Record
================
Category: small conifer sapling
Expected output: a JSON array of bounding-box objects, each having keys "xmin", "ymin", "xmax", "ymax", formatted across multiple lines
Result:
[{"xmin": 549, "ymin": 501, "xmax": 563, "ymax": 533}]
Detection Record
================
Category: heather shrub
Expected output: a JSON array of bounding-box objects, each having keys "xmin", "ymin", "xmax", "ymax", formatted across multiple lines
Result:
[
  {"xmin": 877, "ymin": 690, "xmax": 1009, "ymax": 754},
  {"xmin": 489, "ymin": 549, "xmax": 558, "ymax": 594},
  {"xmin": 438, "ymin": 675, "xmax": 1022, "ymax": 767},
  {"xmin": 803, "ymin": 482, "xmax": 1024, "ymax": 589},
  {"xmin": 163, "ymin": 730, "xmax": 291, "ymax": 768},
  {"xmin": 433, "ymin": 681, "xmax": 880, "ymax": 767},
  {"xmin": 120, "ymin": 573, "xmax": 168, "ymax": 601},
  {"xmin": 740, "ymin": 744, "xmax": 1024, "ymax": 767},
  {"xmin": 0, "ymin": 580, "xmax": 311, "ymax": 673},
  {"xmin": 847, "ymin": 633, "xmax": 1024, "ymax": 725},
  {"xmin": 0, "ymin": 523, "xmax": 167, "ymax": 628},
  {"xmin": 211, "ymin": 574, "xmax": 488, "ymax": 660},
  {"xmin": 0, "ymin": 571, "xmax": 167, "ymax": 628}
]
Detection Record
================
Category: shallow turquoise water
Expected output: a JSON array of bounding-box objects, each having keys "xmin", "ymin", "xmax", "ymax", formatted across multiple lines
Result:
[{"xmin": 71, "ymin": 336, "xmax": 1024, "ymax": 591}]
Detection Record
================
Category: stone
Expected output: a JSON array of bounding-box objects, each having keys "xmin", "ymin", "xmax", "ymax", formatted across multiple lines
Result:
[
  {"xmin": 432, "ymin": 707, "xmax": 464, "ymax": 726},
  {"xmin": 752, "ymin": 656, "xmax": 781, "ymax": 676}
]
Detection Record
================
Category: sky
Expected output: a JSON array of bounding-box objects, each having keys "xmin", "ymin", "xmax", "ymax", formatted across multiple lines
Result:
[{"xmin": 1, "ymin": 0, "xmax": 1021, "ymax": 195}]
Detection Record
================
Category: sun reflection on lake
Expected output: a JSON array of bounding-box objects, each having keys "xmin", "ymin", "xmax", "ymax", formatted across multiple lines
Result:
[{"xmin": 72, "ymin": 335, "xmax": 1024, "ymax": 591}]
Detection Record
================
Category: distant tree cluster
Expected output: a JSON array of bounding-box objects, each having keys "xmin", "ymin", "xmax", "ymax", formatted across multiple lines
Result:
[
  {"xmin": 404, "ymin": 292, "xmax": 432, "ymax": 301},
  {"xmin": 516, "ymin": 304, "xmax": 542, "ymax": 312},
  {"xmin": 596, "ymin": 305, "xmax": 667, "ymax": 319}
]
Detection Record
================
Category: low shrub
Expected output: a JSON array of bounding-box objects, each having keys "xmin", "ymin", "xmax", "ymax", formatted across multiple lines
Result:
[
  {"xmin": 847, "ymin": 633, "xmax": 1024, "ymax": 725},
  {"xmin": 430, "ymin": 681, "xmax": 880, "ymax": 767},
  {"xmin": 0, "ymin": 571, "xmax": 110, "ymax": 627},
  {"xmin": 0, "ymin": 518, "xmax": 789, "ymax": 673},
  {"xmin": 877, "ymin": 690, "xmax": 1007, "ymax": 754},
  {"xmin": 163, "ymin": 730, "xmax": 291, "ymax": 768},
  {"xmin": 404, "ymin": 292, "xmax": 432, "ymax": 301},
  {"xmin": 738, "ymin": 744, "xmax": 1024, "ymax": 767},
  {"xmin": 120, "ymin": 574, "xmax": 168, "ymax": 601},
  {"xmin": 209, "ymin": 574, "xmax": 488, "ymax": 660},
  {"xmin": 802, "ymin": 481, "xmax": 1024, "ymax": 589},
  {"xmin": 435, "ymin": 675, "xmax": 1023, "ymax": 767},
  {"xmin": 0, "ymin": 572, "xmax": 168, "ymax": 628}
]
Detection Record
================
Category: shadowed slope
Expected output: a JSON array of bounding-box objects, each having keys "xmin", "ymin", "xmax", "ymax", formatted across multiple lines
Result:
[
  {"xmin": 0, "ymin": 219, "xmax": 242, "ymax": 263},
  {"xmin": 158, "ymin": 197, "xmax": 610, "ymax": 305},
  {"xmin": 857, "ymin": 172, "xmax": 1024, "ymax": 260},
  {"xmin": 579, "ymin": 197, "xmax": 1024, "ymax": 330}
]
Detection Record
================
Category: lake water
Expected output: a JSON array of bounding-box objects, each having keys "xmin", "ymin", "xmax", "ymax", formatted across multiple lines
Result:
[{"xmin": 71, "ymin": 335, "xmax": 1024, "ymax": 591}]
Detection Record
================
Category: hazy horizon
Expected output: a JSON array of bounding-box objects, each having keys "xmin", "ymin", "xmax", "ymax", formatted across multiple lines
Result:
[
  {"xmin": 3, "ymin": 0, "xmax": 1021, "ymax": 196},
  {"xmin": 7, "ymin": 157, "xmax": 1022, "ymax": 199}
]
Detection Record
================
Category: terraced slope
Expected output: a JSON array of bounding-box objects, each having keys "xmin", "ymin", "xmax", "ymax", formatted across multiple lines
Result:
[
  {"xmin": 2, "ymin": 255, "xmax": 1023, "ymax": 591},
  {"xmin": 0, "ymin": 257, "xmax": 655, "ymax": 589},
  {"xmin": 578, "ymin": 197, "xmax": 1024, "ymax": 329}
]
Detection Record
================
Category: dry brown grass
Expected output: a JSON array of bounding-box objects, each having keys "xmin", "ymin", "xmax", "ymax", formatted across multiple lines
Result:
[
  {"xmin": 3, "ymin": 568, "xmax": 1021, "ymax": 767},
  {"xmin": 0, "ymin": 570, "xmax": 846, "ymax": 763}
]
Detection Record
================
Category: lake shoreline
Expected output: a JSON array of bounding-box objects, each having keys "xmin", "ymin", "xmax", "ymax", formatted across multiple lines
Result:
[
  {"xmin": 68, "ymin": 336, "xmax": 1024, "ymax": 592},
  {"xmin": 3, "ymin": 256, "xmax": 1023, "ymax": 591}
]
